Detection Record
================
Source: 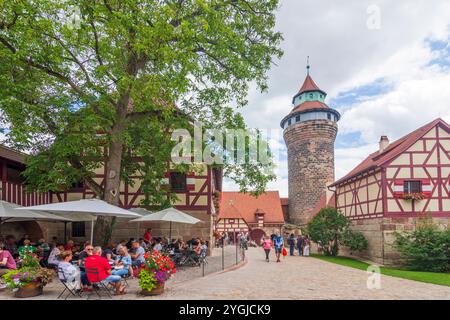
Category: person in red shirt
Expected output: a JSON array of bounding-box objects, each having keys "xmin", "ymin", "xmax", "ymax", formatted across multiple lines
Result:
[
  {"xmin": 143, "ymin": 228, "xmax": 152, "ymax": 244},
  {"xmin": 84, "ymin": 246, "xmax": 125, "ymax": 295}
]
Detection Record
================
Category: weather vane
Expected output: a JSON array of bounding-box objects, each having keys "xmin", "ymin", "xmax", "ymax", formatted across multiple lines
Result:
[{"xmin": 307, "ymin": 56, "xmax": 310, "ymax": 75}]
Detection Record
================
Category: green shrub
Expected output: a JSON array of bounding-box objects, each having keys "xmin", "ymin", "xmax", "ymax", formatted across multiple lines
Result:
[
  {"xmin": 394, "ymin": 220, "xmax": 450, "ymax": 272},
  {"xmin": 341, "ymin": 229, "xmax": 368, "ymax": 254},
  {"xmin": 306, "ymin": 207, "xmax": 348, "ymax": 256},
  {"xmin": 306, "ymin": 207, "xmax": 369, "ymax": 256}
]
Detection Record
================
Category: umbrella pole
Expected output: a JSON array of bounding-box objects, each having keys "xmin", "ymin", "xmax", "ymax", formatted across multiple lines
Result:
[
  {"xmin": 137, "ymin": 221, "xmax": 140, "ymax": 239},
  {"xmin": 90, "ymin": 218, "xmax": 94, "ymax": 245},
  {"xmin": 169, "ymin": 221, "xmax": 172, "ymax": 240},
  {"xmin": 64, "ymin": 222, "xmax": 67, "ymax": 243}
]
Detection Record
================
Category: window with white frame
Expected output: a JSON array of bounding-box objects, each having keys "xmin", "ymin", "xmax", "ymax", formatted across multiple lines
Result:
[{"xmin": 404, "ymin": 180, "xmax": 421, "ymax": 193}]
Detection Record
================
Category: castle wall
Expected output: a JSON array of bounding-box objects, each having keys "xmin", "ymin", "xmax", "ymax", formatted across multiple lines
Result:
[
  {"xmin": 339, "ymin": 217, "xmax": 450, "ymax": 266},
  {"xmin": 284, "ymin": 119, "xmax": 337, "ymax": 225}
]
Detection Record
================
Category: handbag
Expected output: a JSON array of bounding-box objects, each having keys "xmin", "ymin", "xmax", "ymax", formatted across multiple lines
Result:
[{"xmin": 282, "ymin": 247, "xmax": 287, "ymax": 256}]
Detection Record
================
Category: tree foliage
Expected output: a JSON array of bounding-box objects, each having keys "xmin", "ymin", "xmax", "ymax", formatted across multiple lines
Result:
[
  {"xmin": 306, "ymin": 207, "xmax": 368, "ymax": 256},
  {"xmin": 341, "ymin": 229, "xmax": 368, "ymax": 254},
  {"xmin": 0, "ymin": 0, "xmax": 282, "ymax": 244},
  {"xmin": 394, "ymin": 219, "xmax": 450, "ymax": 272}
]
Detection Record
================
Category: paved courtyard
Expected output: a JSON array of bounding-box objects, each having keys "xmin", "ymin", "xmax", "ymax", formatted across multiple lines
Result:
[
  {"xmin": 1, "ymin": 247, "xmax": 449, "ymax": 300},
  {"xmin": 162, "ymin": 248, "xmax": 450, "ymax": 300}
]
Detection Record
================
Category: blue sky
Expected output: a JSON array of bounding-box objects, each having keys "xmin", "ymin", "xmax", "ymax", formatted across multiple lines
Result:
[{"xmin": 223, "ymin": 0, "xmax": 450, "ymax": 196}]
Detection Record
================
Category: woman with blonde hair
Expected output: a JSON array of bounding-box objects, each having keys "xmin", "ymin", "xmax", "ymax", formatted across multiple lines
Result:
[
  {"xmin": 57, "ymin": 250, "xmax": 82, "ymax": 292},
  {"xmin": 113, "ymin": 246, "xmax": 132, "ymax": 277}
]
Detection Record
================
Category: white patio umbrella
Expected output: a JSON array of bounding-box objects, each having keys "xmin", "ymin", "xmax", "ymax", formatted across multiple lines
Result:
[
  {"xmin": 130, "ymin": 207, "xmax": 152, "ymax": 239},
  {"xmin": 129, "ymin": 207, "xmax": 201, "ymax": 239},
  {"xmin": 0, "ymin": 200, "xmax": 72, "ymax": 236},
  {"xmin": 17, "ymin": 199, "xmax": 141, "ymax": 244}
]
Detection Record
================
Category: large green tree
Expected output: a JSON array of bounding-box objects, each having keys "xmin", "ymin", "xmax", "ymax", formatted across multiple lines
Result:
[{"xmin": 0, "ymin": 0, "xmax": 282, "ymax": 244}]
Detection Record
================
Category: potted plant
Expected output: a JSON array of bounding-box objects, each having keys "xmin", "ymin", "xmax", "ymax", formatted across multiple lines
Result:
[
  {"xmin": 401, "ymin": 192, "xmax": 427, "ymax": 201},
  {"xmin": 138, "ymin": 250, "xmax": 176, "ymax": 296},
  {"xmin": 1, "ymin": 252, "xmax": 54, "ymax": 298}
]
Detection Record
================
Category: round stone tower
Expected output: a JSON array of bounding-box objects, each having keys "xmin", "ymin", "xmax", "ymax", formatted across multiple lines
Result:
[{"xmin": 280, "ymin": 64, "xmax": 340, "ymax": 225}]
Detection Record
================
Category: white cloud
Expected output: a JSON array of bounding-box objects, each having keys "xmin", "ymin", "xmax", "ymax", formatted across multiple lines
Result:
[{"xmin": 223, "ymin": 0, "xmax": 450, "ymax": 197}]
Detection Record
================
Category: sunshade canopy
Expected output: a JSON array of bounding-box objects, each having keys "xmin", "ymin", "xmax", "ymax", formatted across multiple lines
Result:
[
  {"xmin": 0, "ymin": 200, "xmax": 70, "ymax": 222},
  {"xmin": 17, "ymin": 199, "xmax": 141, "ymax": 218},
  {"xmin": 130, "ymin": 207, "xmax": 201, "ymax": 224}
]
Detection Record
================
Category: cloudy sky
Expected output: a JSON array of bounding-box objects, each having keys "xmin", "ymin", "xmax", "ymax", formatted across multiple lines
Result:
[{"xmin": 223, "ymin": 0, "xmax": 450, "ymax": 197}]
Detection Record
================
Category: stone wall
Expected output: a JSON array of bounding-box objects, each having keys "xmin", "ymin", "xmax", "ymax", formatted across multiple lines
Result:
[
  {"xmin": 283, "ymin": 119, "xmax": 337, "ymax": 225},
  {"xmin": 340, "ymin": 216, "xmax": 450, "ymax": 266}
]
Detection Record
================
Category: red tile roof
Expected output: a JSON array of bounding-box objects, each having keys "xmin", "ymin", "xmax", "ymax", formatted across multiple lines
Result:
[
  {"xmin": 219, "ymin": 191, "xmax": 285, "ymax": 224},
  {"xmin": 0, "ymin": 145, "xmax": 26, "ymax": 164},
  {"xmin": 290, "ymin": 101, "xmax": 330, "ymax": 115},
  {"xmin": 330, "ymin": 118, "xmax": 450, "ymax": 186},
  {"xmin": 280, "ymin": 197, "xmax": 289, "ymax": 206},
  {"xmin": 298, "ymin": 74, "xmax": 323, "ymax": 94}
]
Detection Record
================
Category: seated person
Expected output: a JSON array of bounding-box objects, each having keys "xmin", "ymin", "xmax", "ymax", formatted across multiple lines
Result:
[
  {"xmin": 115, "ymin": 239, "xmax": 126, "ymax": 255},
  {"xmin": 64, "ymin": 240, "xmax": 75, "ymax": 252},
  {"xmin": 47, "ymin": 243, "xmax": 65, "ymax": 268},
  {"xmin": 17, "ymin": 234, "xmax": 29, "ymax": 247},
  {"xmin": 4, "ymin": 235, "xmax": 18, "ymax": 258},
  {"xmin": 101, "ymin": 246, "xmax": 114, "ymax": 263},
  {"xmin": 125, "ymin": 238, "xmax": 135, "ymax": 250},
  {"xmin": 18, "ymin": 239, "xmax": 36, "ymax": 257},
  {"xmin": 130, "ymin": 241, "xmax": 145, "ymax": 268},
  {"xmin": 77, "ymin": 244, "xmax": 94, "ymax": 267},
  {"xmin": 57, "ymin": 250, "xmax": 91, "ymax": 292},
  {"xmin": 112, "ymin": 247, "xmax": 132, "ymax": 277},
  {"xmin": 37, "ymin": 238, "xmax": 50, "ymax": 253},
  {"xmin": 138, "ymin": 238, "xmax": 148, "ymax": 250},
  {"xmin": 84, "ymin": 246, "xmax": 125, "ymax": 295},
  {"xmin": 153, "ymin": 238, "xmax": 162, "ymax": 252},
  {"xmin": 0, "ymin": 242, "xmax": 17, "ymax": 278}
]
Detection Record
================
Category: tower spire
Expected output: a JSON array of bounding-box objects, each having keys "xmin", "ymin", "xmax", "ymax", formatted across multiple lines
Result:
[{"xmin": 306, "ymin": 56, "xmax": 310, "ymax": 75}]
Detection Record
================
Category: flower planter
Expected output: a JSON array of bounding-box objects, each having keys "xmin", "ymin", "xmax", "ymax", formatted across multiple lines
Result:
[
  {"xmin": 14, "ymin": 282, "xmax": 43, "ymax": 298},
  {"xmin": 140, "ymin": 282, "xmax": 165, "ymax": 296}
]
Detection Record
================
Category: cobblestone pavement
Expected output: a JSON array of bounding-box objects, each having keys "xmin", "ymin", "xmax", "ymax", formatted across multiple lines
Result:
[
  {"xmin": 1, "ymin": 247, "xmax": 449, "ymax": 300},
  {"xmin": 161, "ymin": 248, "xmax": 450, "ymax": 300}
]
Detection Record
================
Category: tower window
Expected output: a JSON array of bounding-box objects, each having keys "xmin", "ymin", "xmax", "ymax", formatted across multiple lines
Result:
[
  {"xmin": 288, "ymin": 119, "xmax": 291, "ymax": 126},
  {"xmin": 309, "ymin": 93, "xmax": 313, "ymax": 98},
  {"xmin": 327, "ymin": 113, "xmax": 331, "ymax": 120},
  {"xmin": 295, "ymin": 115, "xmax": 300, "ymax": 122}
]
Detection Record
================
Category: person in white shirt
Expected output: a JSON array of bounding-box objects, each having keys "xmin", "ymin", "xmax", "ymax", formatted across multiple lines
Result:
[
  {"xmin": 153, "ymin": 239, "xmax": 162, "ymax": 252},
  {"xmin": 48, "ymin": 244, "xmax": 64, "ymax": 268}
]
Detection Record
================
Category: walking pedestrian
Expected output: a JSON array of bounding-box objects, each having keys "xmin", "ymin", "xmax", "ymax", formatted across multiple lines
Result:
[
  {"xmin": 297, "ymin": 235, "xmax": 304, "ymax": 256},
  {"xmin": 262, "ymin": 236, "xmax": 273, "ymax": 262},
  {"xmin": 273, "ymin": 232, "xmax": 284, "ymax": 263},
  {"xmin": 288, "ymin": 233, "xmax": 296, "ymax": 256}
]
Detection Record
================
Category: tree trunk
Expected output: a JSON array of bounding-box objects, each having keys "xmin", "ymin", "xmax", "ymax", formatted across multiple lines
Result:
[{"xmin": 93, "ymin": 109, "xmax": 127, "ymax": 246}]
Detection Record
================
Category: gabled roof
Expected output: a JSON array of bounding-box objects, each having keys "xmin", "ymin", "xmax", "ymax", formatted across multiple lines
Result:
[
  {"xmin": 330, "ymin": 118, "xmax": 450, "ymax": 186},
  {"xmin": 218, "ymin": 191, "xmax": 285, "ymax": 224}
]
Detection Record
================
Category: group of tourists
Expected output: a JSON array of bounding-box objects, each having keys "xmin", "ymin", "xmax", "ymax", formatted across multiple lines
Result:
[
  {"xmin": 260, "ymin": 232, "xmax": 310, "ymax": 263},
  {"xmin": 287, "ymin": 233, "xmax": 310, "ymax": 257},
  {"xmin": 1, "ymin": 228, "xmax": 209, "ymax": 294}
]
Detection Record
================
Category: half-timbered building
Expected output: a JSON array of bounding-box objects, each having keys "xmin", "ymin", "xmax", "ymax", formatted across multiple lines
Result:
[
  {"xmin": 216, "ymin": 191, "xmax": 285, "ymax": 244},
  {"xmin": 0, "ymin": 143, "xmax": 222, "ymax": 245},
  {"xmin": 329, "ymin": 118, "xmax": 450, "ymax": 264}
]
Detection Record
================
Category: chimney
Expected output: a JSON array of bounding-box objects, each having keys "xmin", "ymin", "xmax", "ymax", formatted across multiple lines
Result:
[{"xmin": 379, "ymin": 135, "xmax": 389, "ymax": 153}]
